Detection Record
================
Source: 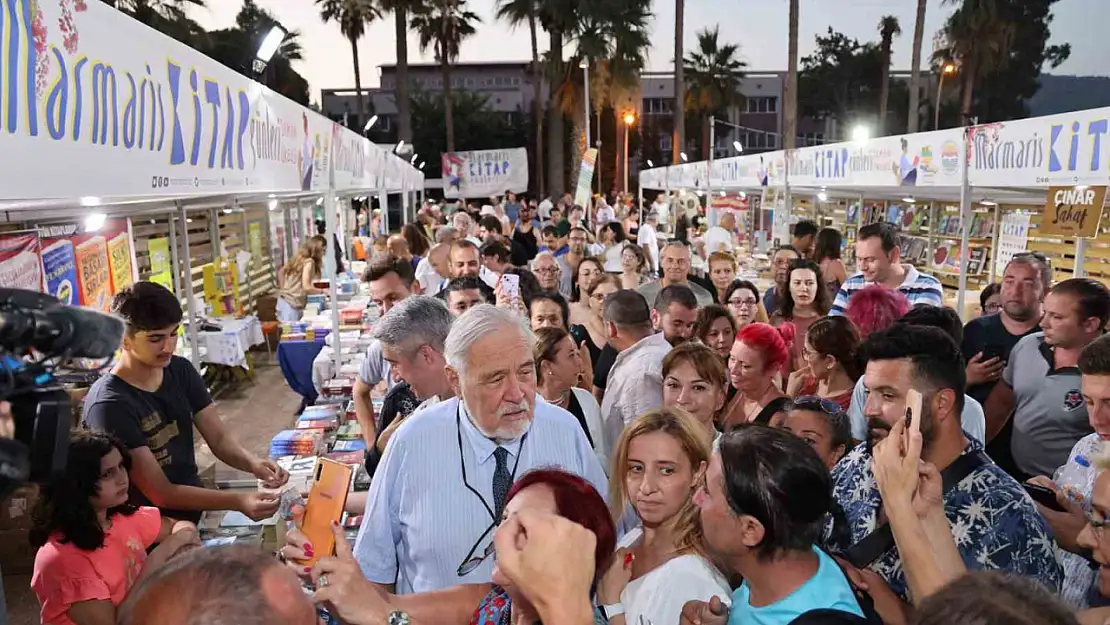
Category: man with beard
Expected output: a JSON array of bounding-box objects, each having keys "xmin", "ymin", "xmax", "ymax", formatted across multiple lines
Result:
[
  {"xmin": 826, "ymin": 325, "xmax": 1061, "ymax": 602},
  {"xmin": 762, "ymin": 245, "xmax": 800, "ymax": 316},
  {"xmin": 847, "ymin": 306, "xmax": 986, "ymax": 445},
  {"xmin": 565, "ymin": 226, "xmax": 590, "ymax": 275},
  {"xmin": 962, "ymin": 253, "xmax": 1051, "ymax": 473},
  {"xmin": 651, "ymin": 285, "xmax": 699, "ymax": 347},
  {"xmin": 985, "ymin": 278, "xmax": 1110, "ymax": 481},
  {"xmin": 352, "ymin": 305, "xmax": 607, "ymax": 594}
]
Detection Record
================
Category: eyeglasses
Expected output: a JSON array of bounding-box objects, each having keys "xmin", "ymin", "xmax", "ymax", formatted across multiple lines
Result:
[
  {"xmin": 728, "ymin": 298, "xmax": 757, "ymax": 308},
  {"xmin": 1086, "ymin": 507, "xmax": 1110, "ymax": 541},
  {"xmin": 457, "ymin": 521, "xmax": 498, "ymax": 576},
  {"xmin": 534, "ymin": 267, "xmax": 560, "ymax": 275},
  {"xmin": 790, "ymin": 395, "xmax": 844, "ymax": 416}
]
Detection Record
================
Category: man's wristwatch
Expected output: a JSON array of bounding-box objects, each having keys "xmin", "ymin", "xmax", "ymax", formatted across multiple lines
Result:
[
  {"xmin": 388, "ymin": 610, "xmax": 410, "ymax": 625},
  {"xmin": 601, "ymin": 603, "xmax": 625, "ymax": 620}
]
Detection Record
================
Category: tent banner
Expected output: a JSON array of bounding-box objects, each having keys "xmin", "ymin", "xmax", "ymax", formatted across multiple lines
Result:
[
  {"xmin": 442, "ymin": 148, "xmax": 528, "ymax": 198},
  {"xmin": 0, "ymin": 0, "xmax": 419, "ymax": 202},
  {"xmin": 786, "ymin": 129, "xmax": 964, "ymax": 189}
]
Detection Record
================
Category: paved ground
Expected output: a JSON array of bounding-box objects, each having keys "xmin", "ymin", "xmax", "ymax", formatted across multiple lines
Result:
[{"xmin": 2, "ymin": 360, "xmax": 302, "ymax": 624}]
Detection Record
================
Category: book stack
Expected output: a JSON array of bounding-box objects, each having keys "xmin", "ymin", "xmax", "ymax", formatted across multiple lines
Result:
[
  {"xmin": 268, "ymin": 430, "xmax": 324, "ymax": 458},
  {"xmin": 296, "ymin": 405, "xmax": 340, "ymax": 431}
]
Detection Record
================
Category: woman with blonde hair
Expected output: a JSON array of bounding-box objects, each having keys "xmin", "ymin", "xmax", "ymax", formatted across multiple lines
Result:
[
  {"xmin": 598, "ymin": 407, "xmax": 731, "ymax": 625},
  {"xmin": 276, "ymin": 235, "xmax": 327, "ymax": 321},
  {"xmin": 707, "ymin": 252, "xmax": 737, "ymax": 305}
]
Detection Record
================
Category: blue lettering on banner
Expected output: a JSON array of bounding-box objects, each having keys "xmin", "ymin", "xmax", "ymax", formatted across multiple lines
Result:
[
  {"xmin": 974, "ymin": 130, "xmax": 1044, "ymax": 171},
  {"xmin": 1049, "ymin": 117, "xmax": 1110, "ymax": 174}
]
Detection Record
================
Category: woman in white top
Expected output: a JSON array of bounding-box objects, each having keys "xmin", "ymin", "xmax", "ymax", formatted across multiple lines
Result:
[
  {"xmin": 597, "ymin": 407, "xmax": 731, "ymax": 625},
  {"xmin": 599, "ymin": 222, "xmax": 627, "ymax": 273},
  {"xmin": 534, "ymin": 326, "xmax": 606, "ymax": 467}
]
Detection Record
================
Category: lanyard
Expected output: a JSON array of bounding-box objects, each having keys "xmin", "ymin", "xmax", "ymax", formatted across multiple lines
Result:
[{"xmin": 456, "ymin": 402, "xmax": 528, "ymax": 522}]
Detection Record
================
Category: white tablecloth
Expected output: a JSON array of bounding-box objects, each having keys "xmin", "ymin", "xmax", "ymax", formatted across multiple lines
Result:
[{"xmin": 194, "ymin": 316, "xmax": 265, "ymax": 369}]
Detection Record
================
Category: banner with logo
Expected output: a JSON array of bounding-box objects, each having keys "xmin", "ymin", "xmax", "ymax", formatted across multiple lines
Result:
[
  {"xmin": 573, "ymin": 148, "xmax": 599, "ymax": 208},
  {"xmin": 786, "ymin": 130, "xmax": 964, "ymax": 189},
  {"xmin": 0, "ymin": 232, "xmax": 42, "ymax": 291},
  {"xmin": 442, "ymin": 148, "xmax": 528, "ymax": 198},
  {"xmin": 1041, "ymin": 186, "xmax": 1107, "ymax": 238}
]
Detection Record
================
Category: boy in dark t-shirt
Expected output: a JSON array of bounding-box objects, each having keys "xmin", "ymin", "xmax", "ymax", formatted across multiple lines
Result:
[{"xmin": 83, "ymin": 282, "xmax": 286, "ymax": 523}]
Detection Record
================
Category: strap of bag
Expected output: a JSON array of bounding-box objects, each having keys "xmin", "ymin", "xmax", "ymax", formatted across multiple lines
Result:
[{"xmin": 842, "ymin": 450, "xmax": 991, "ymax": 569}]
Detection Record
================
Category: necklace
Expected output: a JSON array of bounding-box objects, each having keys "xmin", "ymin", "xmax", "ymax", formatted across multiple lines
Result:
[{"xmin": 547, "ymin": 390, "xmax": 570, "ymax": 406}]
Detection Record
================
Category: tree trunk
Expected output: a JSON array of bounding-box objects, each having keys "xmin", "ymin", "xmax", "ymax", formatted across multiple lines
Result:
[
  {"xmin": 529, "ymin": 11, "xmax": 544, "ymax": 196},
  {"xmin": 960, "ymin": 59, "xmax": 976, "ymax": 124},
  {"xmin": 783, "ymin": 0, "xmax": 799, "ymax": 150},
  {"xmin": 702, "ymin": 114, "xmax": 710, "ymax": 160},
  {"xmin": 394, "ymin": 8, "xmax": 412, "ymax": 142},
  {"xmin": 672, "ymin": 0, "xmax": 685, "ymax": 163},
  {"xmin": 350, "ymin": 35, "xmax": 367, "ymax": 127},
  {"xmin": 546, "ymin": 30, "xmax": 566, "ymax": 196},
  {"xmin": 442, "ymin": 44, "xmax": 455, "ymax": 153},
  {"xmin": 879, "ymin": 44, "xmax": 891, "ymax": 135},
  {"xmin": 907, "ymin": 0, "xmax": 926, "ymax": 133}
]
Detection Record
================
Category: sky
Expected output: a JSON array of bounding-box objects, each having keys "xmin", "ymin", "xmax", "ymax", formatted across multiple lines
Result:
[{"xmin": 188, "ymin": 0, "xmax": 1106, "ymax": 100}]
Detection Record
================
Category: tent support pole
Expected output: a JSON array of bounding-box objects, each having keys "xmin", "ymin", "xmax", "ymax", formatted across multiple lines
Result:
[
  {"xmin": 208, "ymin": 206, "xmax": 221, "ymax": 261},
  {"xmin": 379, "ymin": 188, "xmax": 389, "ymax": 236},
  {"xmin": 324, "ymin": 187, "xmax": 342, "ymax": 372},
  {"xmin": 956, "ymin": 128, "xmax": 972, "ymax": 321},
  {"xmin": 240, "ymin": 203, "xmax": 253, "ymax": 316},
  {"xmin": 988, "ymin": 203, "xmax": 1002, "ymax": 283},
  {"xmin": 1075, "ymin": 237, "xmax": 1088, "ymax": 278},
  {"xmin": 285, "ymin": 201, "xmax": 295, "ymax": 260},
  {"xmin": 178, "ymin": 202, "xmax": 202, "ymax": 369},
  {"xmin": 168, "ymin": 210, "xmax": 182, "ymax": 303},
  {"xmin": 402, "ymin": 187, "xmax": 411, "ymax": 226}
]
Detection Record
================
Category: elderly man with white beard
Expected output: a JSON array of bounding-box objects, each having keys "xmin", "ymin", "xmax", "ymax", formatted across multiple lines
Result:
[{"xmin": 352, "ymin": 304, "xmax": 608, "ymax": 594}]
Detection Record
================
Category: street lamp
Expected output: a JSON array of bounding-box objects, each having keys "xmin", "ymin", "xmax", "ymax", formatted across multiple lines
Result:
[
  {"xmin": 580, "ymin": 59, "xmax": 591, "ymax": 149},
  {"xmin": 252, "ymin": 24, "xmax": 286, "ymax": 75},
  {"xmin": 410, "ymin": 153, "xmax": 419, "ymax": 164},
  {"xmin": 364, "ymin": 114, "xmax": 378, "ymax": 133},
  {"xmin": 622, "ymin": 111, "xmax": 636, "ymax": 193},
  {"xmin": 647, "ymin": 159, "xmax": 654, "ymax": 168},
  {"xmin": 394, "ymin": 139, "xmax": 405, "ymax": 154},
  {"xmin": 850, "ymin": 125, "xmax": 870, "ymax": 143},
  {"xmin": 935, "ymin": 63, "xmax": 956, "ymax": 130}
]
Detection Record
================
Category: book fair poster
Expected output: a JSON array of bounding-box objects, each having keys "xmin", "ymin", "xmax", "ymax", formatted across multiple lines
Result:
[
  {"xmin": 147, "ymin": 237, "xmax": 174, "ymax": 294},
  {"xmin": 39, "ymin": 219, "xmax": 134, "ymax": 311},
  {"xmin": 0, "ymin": 232, "xmax": 43, "ymax": 292}
]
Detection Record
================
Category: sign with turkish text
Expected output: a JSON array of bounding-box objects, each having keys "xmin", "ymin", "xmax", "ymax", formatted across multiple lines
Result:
[
  {"xmin": 442, "ymin": 148, "xmax": 529, "ymax": 198},
  {"xmin": 1042, "ymin": 186, "xmax": 1107, "ymax": 238}
]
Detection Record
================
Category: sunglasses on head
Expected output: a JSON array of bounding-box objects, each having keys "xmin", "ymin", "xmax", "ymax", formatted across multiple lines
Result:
[{"xmin": 790, "ymin": 395, "xmax": 844, "ymax": 416}]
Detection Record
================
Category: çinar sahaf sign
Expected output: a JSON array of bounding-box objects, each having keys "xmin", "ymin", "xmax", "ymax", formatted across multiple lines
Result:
[{"xmin": 1043, "ymin": 186, "xmax": 1107, "ymax": 238}]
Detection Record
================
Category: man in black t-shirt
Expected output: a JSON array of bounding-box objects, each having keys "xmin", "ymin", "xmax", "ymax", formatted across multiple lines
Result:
[
  {"xmin": 83, "ymin": 282, "xmax": 287, "ymax": 523},
  {"xmin": 963, "ymin": 254, "xmax": 1050, "ymax": 472}
]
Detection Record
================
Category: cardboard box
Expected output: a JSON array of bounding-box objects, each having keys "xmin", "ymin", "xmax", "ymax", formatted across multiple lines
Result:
[
  {"xmin": 0, "ymin": 529, "xmax": 37, "ymax": 574},
  {"xmin": 0, "ymin": 485, "xmax": 38, "ymax": 531}
]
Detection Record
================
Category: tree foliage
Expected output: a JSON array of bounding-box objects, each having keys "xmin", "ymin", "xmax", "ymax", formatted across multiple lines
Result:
[{"xmin": 409, "ymin": 89, "xmax": 532, "ymax": 179}]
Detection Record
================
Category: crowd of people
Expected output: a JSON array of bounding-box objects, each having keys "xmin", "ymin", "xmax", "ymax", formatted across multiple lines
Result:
[{"xmin": 15, "ymin": 189, "xmax": 1110, "ymax": 625}]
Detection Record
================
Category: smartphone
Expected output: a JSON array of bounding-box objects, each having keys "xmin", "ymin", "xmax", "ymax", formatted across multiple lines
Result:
[
  {"xmin": 300, "ymin": 458, "xmax": 353, "ymax": 567},
  {"xmin": 1023, "ymin": 483, "xmax": 1066, "ymax": 512},
  {"xmin": 980, "ymin": 345, "xmax": 1005, "ymax": 363},
  {"xmin": 904, "ymin": 389, "xmax": 923, "ymax": 431},
  {"xmin": 500, "ymin": 273, "xmax": 520, "ymax": 301}
]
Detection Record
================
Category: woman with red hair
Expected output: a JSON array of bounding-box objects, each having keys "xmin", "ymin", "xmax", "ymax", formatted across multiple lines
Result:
[
  {"xmin": 290, "ymin": 469, "xmax": 616, "ymax": 625},
  {"xmin": 720, "ymin": 323, "xmax": 792, "ymax": 429},
  {"xmin": 844, "ymin": 284, "xmax": 910, "ymax": 338}
]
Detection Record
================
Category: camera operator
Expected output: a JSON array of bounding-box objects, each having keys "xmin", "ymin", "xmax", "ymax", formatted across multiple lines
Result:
[{"xmin": 82, "ymin": 282, "xmax": 287, "ymax": 524}]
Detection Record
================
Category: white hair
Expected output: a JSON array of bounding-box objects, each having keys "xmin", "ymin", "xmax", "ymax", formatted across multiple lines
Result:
[
  {"xmin": 452, "ymin": 212, "xmax": 472, "ymax": 230},
  {"xmin": 444, "ymin": 304, "xmax": 533, "ymax": 380},
  {"xmin": 531, "ymin": 251, "xmax": 556, "ymax": 270},
  {"xmin": 372, "ymin": 296, "xmax": 453, "ymax": 353}
]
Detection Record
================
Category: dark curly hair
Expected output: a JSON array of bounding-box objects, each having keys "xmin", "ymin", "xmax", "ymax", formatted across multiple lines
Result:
[
  {"xmin": 779, "ymin": 259, "xmax": 831, "ymax": 319},
  {"xmin": 30, "ymin": 430, "xmax": 138, "ymax": 550}
]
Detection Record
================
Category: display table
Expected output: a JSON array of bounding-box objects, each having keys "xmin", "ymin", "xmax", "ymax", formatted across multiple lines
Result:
[
  {"xmin": 278, "ymin": 340, "xmax": 325, "ymax": 409},
  {"xmin": 192, "ymin": 316, "xmax": 266, "ymax": 369}
]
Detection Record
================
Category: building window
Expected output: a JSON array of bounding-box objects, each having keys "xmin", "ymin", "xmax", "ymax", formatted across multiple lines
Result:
[
  {"xmin": 511, "ymin": 77, "xmax": 521, "ymax": 86},
  {"xmin": 746, "ymin": 97, "xmax": 777, "ymax": 114},
  {"xmin": 643, "ymin": 97, "xmax": 673, "ymax": 115},
  {"xmin": 660, "ymin": 135, "xmax": 672, "ymax": 152}
]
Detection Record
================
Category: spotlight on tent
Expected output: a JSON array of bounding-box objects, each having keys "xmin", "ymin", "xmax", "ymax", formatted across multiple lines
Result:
[{"xmin": 252, "ymin": 24, "xmax": 286, "ymax": 75}]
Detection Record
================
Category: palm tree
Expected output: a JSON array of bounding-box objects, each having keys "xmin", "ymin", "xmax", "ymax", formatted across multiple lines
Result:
[
  {"xmin": 907, "ymin": 0, "xmax": 927, "ymax": 133},
  {"xmin": 411, "ymin": 0, "xmax": 481, "ymax": 153},
  {"xmin": 684, "ymin": 27, "xmax": 747, "ymax": 160},
  {"xmin": 937, "ymin": 0, "xmax": 1015, "ymax": 122},
  {"xmin": 783, "ymin": 0, "xmax": 798, "ymax": 150},
  {"xmin": 672, "ymin": 0, "xmax": 685, "ymax": 164},
  {"xmin": 496, "ymin": 0, "xmax": 544, "ymax": 194},
  {"xmin": 106, "ymin": 0, "xmax": 208, "ymax": 47},
  {"xmin": 379, "ymin": 0, "xmax": 423, "ymax": 143},
  {"xmin": 877, "ymin": 15, "xmax": 901, "ymax": 135},
  {"xmin": 316, "ymin": 0, "xmax": 381, "ymax": 129}
]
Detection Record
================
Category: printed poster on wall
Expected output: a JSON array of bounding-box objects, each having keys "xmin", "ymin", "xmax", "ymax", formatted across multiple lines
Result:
[
  {"xmin": 107, "ymin": 232, "xmax": 135, "ymax": 293},
  {"xmin": 0, "ymin": 233, "xmax": 43, "ymax": 292},
  {"xmin": 41, "ymin": 239, "xmax": 79, "ymax": 304},
  {"xmin": 994, "ymin": 212, "xmax": 1032, "ymax": 275},
  {"xmin": 442, "ymin": 148, "xmax": 529, "ymax": 198}
]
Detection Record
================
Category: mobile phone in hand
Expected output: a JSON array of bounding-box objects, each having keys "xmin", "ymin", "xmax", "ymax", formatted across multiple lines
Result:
[
  {"xmin": 500, "ymin": 273, "xmax": 520, "ymax": 302},
  {"xmin": 1023, "ymin": 483, "xmax": 1066, "ymax": 512},
  {"xmin": 904, "ymin": 389, "xmax": 923, "ymax": 431}
]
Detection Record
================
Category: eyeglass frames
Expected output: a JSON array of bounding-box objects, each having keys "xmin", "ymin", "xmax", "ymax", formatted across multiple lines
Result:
[{"xmin": 457, "ymin": 521, "xmax": 498, "ymax": 576}]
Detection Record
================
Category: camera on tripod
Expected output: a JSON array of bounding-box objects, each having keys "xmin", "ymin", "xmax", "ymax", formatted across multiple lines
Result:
[{"xmin": 0, "ymin": 288, "xmax": 125, "ymax": 501}]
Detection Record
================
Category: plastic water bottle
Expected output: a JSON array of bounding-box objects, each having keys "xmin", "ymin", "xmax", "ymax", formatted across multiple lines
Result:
[{"xmin": 1053, "ymin": 455, "xmax": 1092, "ymax": 502}]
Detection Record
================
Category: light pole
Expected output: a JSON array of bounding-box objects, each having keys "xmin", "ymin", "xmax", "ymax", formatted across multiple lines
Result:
[
  {"xmin": 580, "ymin": 59, "xmax": 591, "ymax": 149},
  {"xmin": 623, "ymin": 111, "xmax": 635, "ymax": 193},
  {"xmin": 935, "ymin": 63, "xmax": 956, "ymax": 130},
  {"xmin": 252, "ymin": 24, "xmax": 286, "ymax": 75}
]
